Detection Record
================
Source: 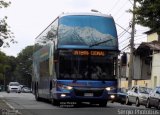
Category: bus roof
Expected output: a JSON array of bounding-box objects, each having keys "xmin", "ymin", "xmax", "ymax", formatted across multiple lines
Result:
[{"xmin": 59, "ymin": 12, "xmax": 113, "ymax": 19}]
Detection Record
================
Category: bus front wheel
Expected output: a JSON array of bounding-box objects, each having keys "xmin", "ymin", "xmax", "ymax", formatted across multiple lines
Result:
[
  {"xmin": 99, "ymin": 101, "xmax": 107, "ymax": 107},
  {"xmin": 51, "ymin": 98, "xmax": 59, "ymax": 106}
]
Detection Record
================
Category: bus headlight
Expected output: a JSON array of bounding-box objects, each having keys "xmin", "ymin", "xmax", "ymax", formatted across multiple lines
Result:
[
  {"xmin": 105, "ymin": 87, "xmax": 116, "ymax": 91},
  {"xmin": 61, "ymin": 94, "xmax": 66, "ymax": 97},
  {"xmin": 61, "ymin": 85, "xmax": 73, "ymax": 90},
  {"xmin": 105, "ymin": 87, "xmax": 111, "ymax": 91},
  {"xmin": 65, "ymin": 86, "xmax": 73, "ymax": 90},
  {"xmin": 110, "ymin": 95, "xmax": 115, "ymax": 99}
]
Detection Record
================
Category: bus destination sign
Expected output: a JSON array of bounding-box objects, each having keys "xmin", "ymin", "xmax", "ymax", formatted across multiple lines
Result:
[{"xmin": 73, "ymin": 50, "xmax": 105, "ymax": 56}]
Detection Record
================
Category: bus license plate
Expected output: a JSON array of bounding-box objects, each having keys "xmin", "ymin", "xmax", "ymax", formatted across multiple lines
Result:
[{"xmin": 84, "ymin": 93, "xmax": 93, "ymax": 97}]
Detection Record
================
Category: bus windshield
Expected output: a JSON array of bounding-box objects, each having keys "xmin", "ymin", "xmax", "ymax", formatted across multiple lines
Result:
[
  {"xmin": 58, "ymin": 15, "xmax": 117, "ymax": 49},
  {"xmin": 58, "ymin": 50, "xmax": 116, "ymax": 80}
]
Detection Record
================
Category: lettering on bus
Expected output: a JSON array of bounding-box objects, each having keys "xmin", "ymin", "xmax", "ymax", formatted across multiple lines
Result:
[{"xmin": 73, "ymin": 50, "xmax": 105, "ymax": 56}]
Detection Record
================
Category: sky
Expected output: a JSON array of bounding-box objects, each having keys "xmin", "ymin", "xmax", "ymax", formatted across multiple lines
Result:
[{"xmin": 0, "ymin": 0, "xmax": 149, "ymax": 57}]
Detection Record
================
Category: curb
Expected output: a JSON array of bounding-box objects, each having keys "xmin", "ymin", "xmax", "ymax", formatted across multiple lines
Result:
[{"xmin": 0, "ymin": 95, "xmax": 22, "ymax": 115}]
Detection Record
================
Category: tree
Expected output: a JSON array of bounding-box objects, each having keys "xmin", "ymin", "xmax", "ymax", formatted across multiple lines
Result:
[
  {"xmin": 134, "ymin": 0, "xmax": 160, "ymax": 34},
  {"xmin": 0, "ymin": 51, "xmax": 13, "ymax": 87},
  {"xmin": 0, "ymin": 0, "xmax": 17, "ymax": 48},
  {"xmin": 16, "ymin": 45, "xmax": 33, "ymax": 86}
]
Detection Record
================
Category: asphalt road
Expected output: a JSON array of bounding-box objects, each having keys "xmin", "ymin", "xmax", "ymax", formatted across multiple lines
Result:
[{"xmin": 0, "ymin": 92, "xmax": 159, "ymax": 115}]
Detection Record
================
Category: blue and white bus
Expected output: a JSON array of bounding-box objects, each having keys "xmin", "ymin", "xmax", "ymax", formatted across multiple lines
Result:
[{"xmin": 32, "ymin": 12, "xmax": 119, "ymax": 107}]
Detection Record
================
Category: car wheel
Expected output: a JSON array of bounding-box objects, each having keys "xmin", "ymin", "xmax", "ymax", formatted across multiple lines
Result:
[
  {"xmin": 126, "ymin": 97, "xmax": 132, "ymax": 105},
  {"xmin": 135, "ymin": 98, "xmax": 140, "ymax": 107},
  {"xmin": 120, "ymin": 101, "xmax": 125, "ymax": 105},
  {"xmin": 146, "ymin": 99, "xmax": 151, "ymax": 108},
  {"xmin": 157, "ymin": 101, "xmax": 160, "ymax": 110}
]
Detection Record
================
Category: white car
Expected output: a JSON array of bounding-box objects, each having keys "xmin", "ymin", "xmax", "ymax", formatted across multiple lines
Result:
[
  {"xmin": 7, "ymin": 82, "xmax": 21, "ymax": 93},
  {"xmin": 126, "ymin": 86, "xmax": 152, "ymax": 106},
  {"xmin": 21, "ymin": 87, "xmax": 31, "ymax": 93}
]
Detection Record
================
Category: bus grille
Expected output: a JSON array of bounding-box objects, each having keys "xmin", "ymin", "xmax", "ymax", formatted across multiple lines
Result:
[{"xmin": 74, "ymin": 88, "xmax": 104, "ymax": 97}]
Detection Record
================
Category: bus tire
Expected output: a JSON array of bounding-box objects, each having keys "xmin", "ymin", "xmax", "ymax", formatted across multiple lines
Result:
[
  {"xmin": 35, "ymin": 91, "xmax": 40, "ymax": 101},
  {"xmin": 99, "ymin": 101, "xmax": 107, "ymax": 107},
  {"xmin": 51, "ymin": 98, "xmax": 59, "ymax": 106},
  {"xmin": 35, "ymin": 88, "xmax": 41, "ymax": 101}
]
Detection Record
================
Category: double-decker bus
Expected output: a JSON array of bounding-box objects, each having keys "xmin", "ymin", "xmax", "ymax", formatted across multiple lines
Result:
[{"xmin": 32, "ymin": 12, "xmax": 119, "ymax": 107}]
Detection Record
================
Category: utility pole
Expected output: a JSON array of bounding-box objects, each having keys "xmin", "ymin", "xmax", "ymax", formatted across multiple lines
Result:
[{"xmin": 128, "ymin": 0, "xmax": 136, "ymax": 89}]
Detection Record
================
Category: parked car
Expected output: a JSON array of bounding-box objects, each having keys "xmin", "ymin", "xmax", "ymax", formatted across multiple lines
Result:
[
  {"xmin": 146, "ymin": 86, "xmax": 160, "ymax": 109},
  {"xmin": 126, "ymin": 85, "xmax": 152, "ymax": 107},
  {"xmin": 21, "ymin": 86, "xmax": 31, "ymax": 93},
  {"xmin": 110, "ymin": 88, "xmax": 128, "ymax": 104},
  {"xmin": 7, "ymin": 82, "xmax": 21, "ymax": 93}
]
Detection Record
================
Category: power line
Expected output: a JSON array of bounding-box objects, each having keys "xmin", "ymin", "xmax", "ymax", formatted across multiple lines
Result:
[
  {"xmin": 119, "ymin": 42, "xmax": 130, "ymax": 49},
  {"xmin": 116, "ymin": 23, "xmax": 131, "ymax": 34},
  {"xmin": 112, "ymin": 0, "xmax": 129, "ymax": 16},
  {"xmin": 118, "ymin": 26, "xmax": 131, "ymax": 39},
  {"xmin": 119, "ymin": 37, "xmax": 131, "ymax": 44},
  {"xmin": 119, "ymin": 35, "xmax": 146, "ymax": 47},
  {"xmin": 115, "ymin": 6, "xmax": 132, "ymax": 21},
  {"xmin": 128, "ymin": 0, "xmax": 133, "ymax": 5},
  {"xmin": 108, "ymin": 0, "xmax": 120, "ymax": 13},
  {"xmin": 120, "ymin": 44, "xmax": 130, "ymax": 51}
]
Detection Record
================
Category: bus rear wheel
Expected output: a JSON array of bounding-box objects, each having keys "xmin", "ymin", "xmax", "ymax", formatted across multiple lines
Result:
[{"xmin": 35, "ymin": 90, "xmax": 41, "ymax": 101}]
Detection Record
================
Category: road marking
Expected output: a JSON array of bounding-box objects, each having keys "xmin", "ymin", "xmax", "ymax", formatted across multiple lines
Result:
[{"xmin": 0, "ymin": 94, "xmax": 22, "ymax": 115}]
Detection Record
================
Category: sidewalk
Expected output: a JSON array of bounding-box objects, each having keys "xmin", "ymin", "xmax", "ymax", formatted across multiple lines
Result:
[
  {"xmin": 0, "ymin": 94, "xmax": 21, "ymax": 115},
  {"xmin": 0, "ymin": 96, "xmax": 11, "ymax": 110}
]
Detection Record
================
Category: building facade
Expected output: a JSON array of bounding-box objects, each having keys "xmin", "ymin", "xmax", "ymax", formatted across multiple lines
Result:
[{"xmin": 119, "ymin": 31, "xmax": 160, "ymax": 89}]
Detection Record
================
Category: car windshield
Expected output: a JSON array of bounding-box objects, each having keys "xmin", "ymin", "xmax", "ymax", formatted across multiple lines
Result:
[
  {"xmin": 58, "ymin": 50, "xmax": 116, "ymax": 80},
  {"xmin": 10, "ymin": 82, "xmax": 19, "ymax": 86},
  {"xmin": 58, "ymin": 15, "xmax": 117, "ymax": 48},
  {"xmin": 139, "ymin": 87, "xmax": 151, "ymax": 94}
]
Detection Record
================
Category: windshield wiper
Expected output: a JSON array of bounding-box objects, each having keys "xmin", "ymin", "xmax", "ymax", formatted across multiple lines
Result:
[{"xmin": 89, "ymin": 38, "xmax": 113, "ymax": 47}]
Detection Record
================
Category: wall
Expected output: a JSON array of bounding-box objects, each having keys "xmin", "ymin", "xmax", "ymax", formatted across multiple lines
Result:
[
  {"xmin": 133, "ymin": 55, "xmax": 141, "ymax": 79},
  {"xmin": 147, "ymin": 32, "xmax": 158, "ymax": 42},
  {"xmin": 150, "ymin": 53, "xmax": 160, "ymax": 88},
  {"xmin": 120, "ymin": 79, "xmax": 151, "ymax": 89},
  {"xmin": 120, "ymin": 53, "xmax": 152, "ymax": 88}
]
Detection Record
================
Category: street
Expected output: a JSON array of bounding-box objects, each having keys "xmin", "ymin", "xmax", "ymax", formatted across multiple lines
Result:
[{"xmin": 0, "ymin": 92, "xmax": 159, "ymax": 115}]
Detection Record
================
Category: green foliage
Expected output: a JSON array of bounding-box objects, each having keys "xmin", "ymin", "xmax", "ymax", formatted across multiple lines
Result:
[
  {"xmin": 134, "ymin": 0, "xmax": 160, "ymax": 34},
  {"xmin": 0, "ymin": 45, "xmax": 33, "ymax": 86},
  {"xmin": 0, "ymin": 51, "xmax": 16, "ymax": 84},
  {"xmin": 16, "ymin": 45, "xmax": 33, "ymax": 85},
  {"xmin": 0, "ymin": 73, "xmax": 3, "ymax": 81},
  {"xmin": 0, "ymin": 0, "xmax": 11, "ymax": 8},
  {"xmin": 0, "ymin": 0, "xmax": 17, "ymax": 48}
]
